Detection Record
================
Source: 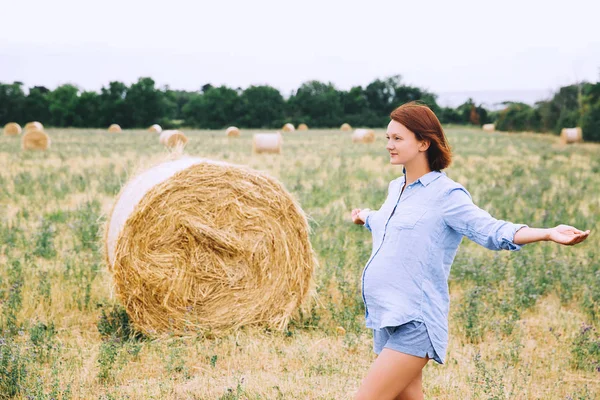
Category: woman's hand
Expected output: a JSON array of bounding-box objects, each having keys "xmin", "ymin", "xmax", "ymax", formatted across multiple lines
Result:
[
  {"xmin": 548, "ymin": 225, "xmax": 590, "ymax": 245},
  {"xmin": 351, "ymin": 208, "xmax": 370, "ymax": 225}
]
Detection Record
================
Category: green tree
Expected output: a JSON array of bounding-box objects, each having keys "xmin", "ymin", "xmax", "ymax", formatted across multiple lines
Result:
[
  {"xmin": 238, "ymin": 85, "xmax": 285, "ymax": 128},
  {"xmin": 73, "ymin": 91, "xmax": 101, "ymax": 127},
  {"xmin": 98, "ymin": 81, "xmax": 131, "ymax": 127},
  {"xmin": 125, "ymin": 77, "xmax": 172, "ymax": 127},
  {"xmin": 182, "ymin": 86, "xmax": 242, "ymax": 129},
  {"xmin": 48, "ymin": 84, "xmax": 80, "ymax": 127},
  {"xmin": 0, "ymin": 82, "xmax": 27, "ymax": 125},
  {"xmin": 495, "ymin": 102, "xmax": 540, "ymax": 132},
  {"xmin": 580, "ymin": 82, "xmax": 600, "ymax": 142},
  {"xmin": 287, "ymin": 81, "xmax": 343, "ymax": 127},
  {"xmin": 23, "ymin": 86, "xmax": 51, "ymax": 125}
]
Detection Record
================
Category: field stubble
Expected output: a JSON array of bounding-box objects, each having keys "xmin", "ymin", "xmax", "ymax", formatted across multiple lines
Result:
[{"xmin": 0, "ymin": 128, "xmax": 598, "ymax": 399}]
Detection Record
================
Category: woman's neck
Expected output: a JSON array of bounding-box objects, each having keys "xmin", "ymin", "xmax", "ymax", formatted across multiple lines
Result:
[{"xmin": 403, "ymin": 162, "xmax": 432, "ymax": 186}]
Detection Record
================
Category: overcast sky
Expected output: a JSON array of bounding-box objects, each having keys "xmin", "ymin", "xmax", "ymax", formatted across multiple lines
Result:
[{"xmin": 1, "ymin": 0, "xmax": 599, "ymax": 106}]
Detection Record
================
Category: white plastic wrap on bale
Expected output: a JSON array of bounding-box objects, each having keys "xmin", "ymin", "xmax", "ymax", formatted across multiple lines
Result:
[
  {"xmin": 25, "ymin": 121, "xmax": 44, "ymax": 132},
  {"xmin": 282, "ymin": 123, "xmax": 295, "ymax": 132},
  {"xmin": 253, "ymin": 133, "xmax": 282, "ymax": 154},
  {"xmin": 352, "ymin": 129, "xmax": 375, "ymax": 143},
  {"xmin": 149, "ymin": 124, "xmax": 162, "ymax": 133},
  {"xmin": 482, "ymin": 124, "xmax": 495, "ymax": 132},
  {"xmin": 561, "ymin": 127, "xmax": 583, "ymax": 144},
  {"xmin": 106, "ymin": 157, "xmax": 230, "ymax": 266},
  {"xmin": 159, "ymin": 130, "xmax": 187, "ymax": 147}
]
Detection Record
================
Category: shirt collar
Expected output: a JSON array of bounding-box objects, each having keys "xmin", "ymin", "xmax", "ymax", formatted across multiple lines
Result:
[{"xmin": 402, "ymin": 167, "xmax": 445, "ymax": 187}]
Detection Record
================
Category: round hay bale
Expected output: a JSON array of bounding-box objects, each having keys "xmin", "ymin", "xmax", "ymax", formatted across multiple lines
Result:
[
  {"xmin": 108, "ymin": 124, "xmax": 122, "ymax": 133},
  {"xmin": 25, "ymin": 121, "xmax": 44, "ymax": 132},
  {"xmin": 253, "ymin": 132, "xmax": 282, "ymax": 154},
  {"xmin": 148, "ymin": 124, "xmax": 162, "ymax": 133},
  {"xmin": 22, "ymin": 129, "xmax": 50, "ymax": 151},
  {"xmin": 297, "ymin": 123, "xmax": 309, "ymax": 131},
  {"xmin": 3, "ymin": 122, "xmax": 22, "ymax": 136},
  {"xmin": 104, "ymin": 157, "xmax": 316, "ymax": 335},
  {"xmin": 282, "ymin": 123, "xmax": 295, "ymax": 132},
  {"xmin": 561, "ymin": 127, "xmax": 583, "ymax": 144},
  {"xmin": 340, "ymin": 123, "xmax": 352, "ymax": 132},
  {"xmin": 226, "ymin": 126, "xmax": 240, "ymax": 137},
  {"xmin": 352, "ymin": 128, "xmax": 376, "ymax": 143},
  {"xmin": 482, "ymin": 123, "xmax": 495, "ymax": 132},
  {"xmin": 159, "ymin": 130, "xmax": 188, "ymax": 148}
]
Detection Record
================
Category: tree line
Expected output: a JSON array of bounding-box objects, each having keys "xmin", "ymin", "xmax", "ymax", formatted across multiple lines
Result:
[
  {"xmin": 0, "ymin": 75, "xmax": 598, "ymax": 141},
  {"xmin": 494, "ymin": 81, "xmax": 600, "ymax": 142}
]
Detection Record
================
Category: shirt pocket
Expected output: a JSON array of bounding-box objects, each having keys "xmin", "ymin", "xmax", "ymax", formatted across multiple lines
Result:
[
  {"xmin": 388, "ymin": 206, "xmax": 428, "ymax": 252},
  {"xmin": 389, "ymin": 206, "xmax": 428, "ymax": 230}
]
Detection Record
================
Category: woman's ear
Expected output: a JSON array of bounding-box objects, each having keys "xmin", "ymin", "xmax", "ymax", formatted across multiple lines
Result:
[{"xmin": 419, "ymin": 139, "xmax": 431, "ymax": 152}]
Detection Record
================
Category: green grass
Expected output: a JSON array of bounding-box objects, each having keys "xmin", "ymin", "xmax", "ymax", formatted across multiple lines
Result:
[{"xmin": 0, "ymin": 127, "xmax": 598, "ymax": 398}]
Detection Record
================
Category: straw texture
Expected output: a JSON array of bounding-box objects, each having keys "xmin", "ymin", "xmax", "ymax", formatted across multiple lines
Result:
[
  {"xmin": 22, "ymin": 129, "xmax": 50, "ymax": 150},
  {"xmin": 159, "ymin": 130, "xmax": 188, "ymax": 148},
  {"xmin": 104, "ymin": 158, "xmax": 315, "ymax": 336},
  {"xmin": 340, "ymin": 123, "xmax": 352, "ymax": 132},
  {"xmin": 25, "ymin": 121, "xmax": 43, "ymax": 132},
  {"xmin": 282, "ymin": 123, "xmax": 295, "ymax": 132},
  {"xmin": 226, "ymin": 126, "xmax": 240, "ymax": 137},
  {"xmin": 3, "ymin": 122, "xmax": 21, "ymax": 136},
  {"xmin": 108, "ymin": 124, "xmax": 122, "ymax": 133},
  {"xmin": 148, "ymin": 124, "xmax": 162, "ymax": 133}
]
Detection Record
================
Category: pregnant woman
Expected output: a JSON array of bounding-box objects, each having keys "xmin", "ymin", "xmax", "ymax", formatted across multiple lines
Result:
[{"xmin": 351, "ymin": 101, "xmax": 590, "ymax": 400}]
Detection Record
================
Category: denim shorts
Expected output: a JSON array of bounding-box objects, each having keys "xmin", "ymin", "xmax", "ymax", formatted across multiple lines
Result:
[{"xmin": 373, "ymin": 320, "xmax": 442, "ymax": 364}]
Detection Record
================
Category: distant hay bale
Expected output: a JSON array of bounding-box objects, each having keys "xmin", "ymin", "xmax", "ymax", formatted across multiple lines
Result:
[
  {"xmin": 22, "ymin": 129, "xmax": 50, "ymax": 151},
  {"xmin": 352, "ymin": 128, "xmax": 376, "ymax": 143},
  {"xmin": 25, "ymin": 121, "xmax": 43, "ymax": 132},
  {"xmin": 108, "ymin": 124, "xmax": 122, "ymax": 133},
  {"xmin": 561, "ymin": 127, "xmax": 583, "ymax": 144},
  {"xmin": 148, "ymin": 124, "xmax": 162, "ymax": 133},
  {"xmin": 3, "ymin": 122, "xmax": 21, "ymax": 136},
  {"xmin": 482, "ymin": 123, "xmax": 495, "ymax": 132},
  {"xmin": 104, "ymin": 157, "xmax": 316, "ymax": 335},
  {"xmin": 253, "ymin": 132, "xmax": 282, "ymax": 154},
  {"xmin": 159, "ymin": 130, "xmax": 188, "ymax": 148},
  {"xmin": 298, "ymin": 123, "xmax": 308, "ymax": 131},
  {"xmin": 282, "ymin": 123, "xmax": 295, "ymax": 132},
  {"xmin": 340, "ymin": 123, "xmax": 352, "ymax": 132},
  {"xmin": 226, "ymin": 126, "xmax": 240, "ymax": 137}
]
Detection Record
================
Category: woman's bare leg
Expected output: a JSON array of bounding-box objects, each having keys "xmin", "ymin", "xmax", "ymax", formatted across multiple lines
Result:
[
  {"xmin": 395, "ymin": 371, "xmax": 423, "ymax": 400},
  {"xmin": 354, "ymin": 349, "xmax": 428, "ymax": 400}
]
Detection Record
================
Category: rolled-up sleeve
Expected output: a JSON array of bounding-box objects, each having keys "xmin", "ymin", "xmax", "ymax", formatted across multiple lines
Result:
[
  {"xmin": 442, "ymin": 187, "xmax": 527, "ymax": 251},
  {"xmin": 364, "ymin": 211, "xmax": 376, "ymax": 232}
]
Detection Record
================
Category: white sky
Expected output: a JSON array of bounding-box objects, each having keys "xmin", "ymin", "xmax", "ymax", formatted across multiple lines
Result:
[{"xmin": 1, "ymin": 0, "xmax": 599, "ymax": 104}]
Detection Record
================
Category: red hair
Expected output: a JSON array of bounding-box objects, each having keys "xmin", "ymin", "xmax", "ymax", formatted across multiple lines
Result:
[{"xmin": 390, "ymin": 101, "xmax": 452, "ymax": 171}]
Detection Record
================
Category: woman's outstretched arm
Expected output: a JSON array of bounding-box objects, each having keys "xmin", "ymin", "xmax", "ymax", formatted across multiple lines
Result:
[
  {"xmin": 443, "ymin": 186, "xmax": 591, "ymax": 250},
  {"xmin": 513, "ymin": 225, "xmax": 590, "ymax": 246}
]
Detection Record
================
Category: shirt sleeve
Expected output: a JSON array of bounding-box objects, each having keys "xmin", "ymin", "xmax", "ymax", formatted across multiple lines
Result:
[
  {"xmin": 442, "ymin": 186, "xmax": 527, "ymax": 251},
  {"xmin": 364, "ymin": 210, "xmax": 376, "ymax": 232}
]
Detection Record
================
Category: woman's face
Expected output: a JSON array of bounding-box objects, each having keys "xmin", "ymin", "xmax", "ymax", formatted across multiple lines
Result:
[{"xmin": 385, "ymin": 120, "xmax": 427, "ymax": 165}]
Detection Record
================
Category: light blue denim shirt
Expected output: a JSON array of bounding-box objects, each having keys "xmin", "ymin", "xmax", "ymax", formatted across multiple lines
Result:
[{"xmin": 362, "ymin": 170, "xmax": 527, "ymax": 364}]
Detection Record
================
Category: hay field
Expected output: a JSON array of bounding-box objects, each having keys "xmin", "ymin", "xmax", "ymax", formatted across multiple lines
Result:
[{"xmin": 0, "ymin": 127, "xmax": 598, "ymax": 399}]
